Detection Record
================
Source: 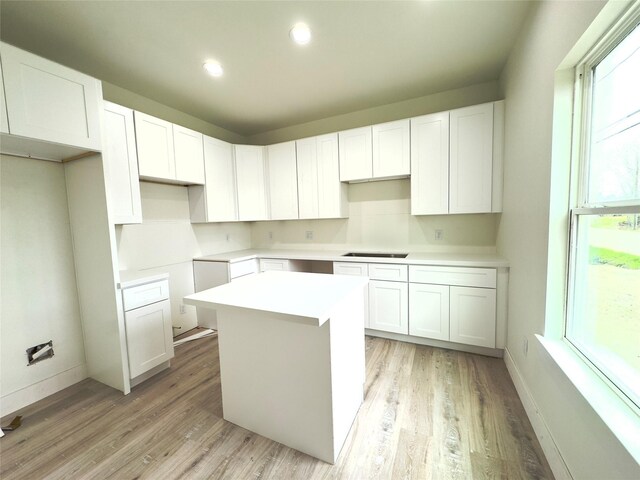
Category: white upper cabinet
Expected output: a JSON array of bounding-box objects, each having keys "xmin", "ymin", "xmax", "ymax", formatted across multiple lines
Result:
[
  {"xmin": 296, "ymin": 137, "xmax": 320, "ymax": 219},
  {"xmin": 266, "ymin": 141, "xmax": 299, "ymax": 220},
  {"xmin": 0, "ymin": 60, "xmax": 8, "ymax": 134},
  {"xmin": 173, "ymin": 125, "xmax": 205, "ymax": 184},
  {"xmin": 135, "ymin": 111, "xmax": 175, "ymax": 180},
  {"xmin": 235, "ymin": 145, "xmax": 268, "ymax": 221},
  {"xmin": 410, "ymin": 101, "xmax": 503, "ymax": 215},
  {"xmin": 189, "ymin": 136, "xmax": 238, "ymax": 223},
  {"xmin": 102, "ymin": 101, "xmax": 142, "ymax": 225},
  {"xmin": 372, "ymin": 119, "xmax": 410, "ymax": 179},
  {"xmin": 134, "ymin": 111, "xmax": 205, "ymax": 185},
  {"xmin": 449, "ymin": 103, "xmax": 494, "ymax": 214},
  {"xmin": 297, "ymin": 133, "xmax": 347, "ymax": 219},
  {"xmin": 0, "ymin": 41, "xmax": 102, "ymax": 152},
  {"xmin": 411, "ymin": 112, "xmax": 450, "ymax": 215},
  {"xmin": 339, "ymin": 126, "xmax": 372, "ymax": 182}
]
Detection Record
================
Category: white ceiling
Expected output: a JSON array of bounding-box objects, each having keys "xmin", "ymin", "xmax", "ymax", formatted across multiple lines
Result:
[{"xmin": 0, "ymin": 1, "xmax": 532, "ymax": 136}]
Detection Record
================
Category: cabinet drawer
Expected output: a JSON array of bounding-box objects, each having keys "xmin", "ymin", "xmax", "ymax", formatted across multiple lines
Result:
[
  {"xmin": 409, "ymin": 265, "xmax": 496, "ymax": 288},
  {"xmin": 260, "ymin": 258, "xmax": 289, "ymax": 272},
  {"xmin": 368, "ymin": 263, "xmax": 408, "ymax": 282},
  {"xmin": 122, "ymin": 279, "xmax": 169, "ymax": 311},
  {"xmin": 333, "ymin": 262, "xmax": 368, "ymax": 276},
  {"xmin": 229, "ymin": 259, "xmax": 258, "ymax": 279}
]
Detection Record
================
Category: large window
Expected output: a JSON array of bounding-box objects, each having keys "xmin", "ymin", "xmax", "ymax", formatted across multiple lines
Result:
[{"xmin": 567, "ymin": 18, "xmax": 640, "ymax": 408}]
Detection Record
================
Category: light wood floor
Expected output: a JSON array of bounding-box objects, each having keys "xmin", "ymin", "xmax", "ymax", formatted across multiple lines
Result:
[{"xmin": 1, "ymin": 332, "xmax": 554, "ymax": 479}]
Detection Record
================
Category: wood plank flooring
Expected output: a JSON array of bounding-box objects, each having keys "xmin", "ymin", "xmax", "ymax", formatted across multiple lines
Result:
[{"xmin": 0, "ymin": 332, "xmax": 554, "ymax": 479}]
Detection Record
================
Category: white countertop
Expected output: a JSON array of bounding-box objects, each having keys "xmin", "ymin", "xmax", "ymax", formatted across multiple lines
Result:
[
  {"xmin": 193, "ymin": 248, "xmax": 509, "ymax": 268},
  {"xmin": 118, "ymin": 270, "xmax": 169, "ymax": 289},
  {"xmin": 183, "ymin": 271, "xmax": 369, "ymax": 327}
]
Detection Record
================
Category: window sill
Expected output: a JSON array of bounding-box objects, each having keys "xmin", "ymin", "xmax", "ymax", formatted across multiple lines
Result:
[{"xmin": 536, "ymin": 335, "xmax": 640, "ymax": 465}]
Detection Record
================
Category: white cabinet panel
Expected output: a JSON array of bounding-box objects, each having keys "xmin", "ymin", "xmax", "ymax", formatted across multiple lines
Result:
[
  {"xmin": 450, "ymin": 103, "xmax": 494, "ymax": 214},
  {"xmin": 297, "ymin": 133, "xmax": 346, "ymax": 219},
  {"xmin": 333, "ymin": 262, "xmax": 370, "ymax": 327},
  {"xmin": 0, "ymin": 60, "xmax": 8, "ymax": 134},
  {"xmin": 189, "ymin": 136, "xmax": 238, "ymax": 223},
  {"xmin": 0, "ymin": 42, "xmax": 101, "ymax": 151},
  {"xmin": 125, "ymin": 299, "xmax": 174, "ymax": 378},
  {"xmin": 173, "ymin": 124, "xmax": 204, "ymax": 185},
  {"xmin": 229, "ymin": 259, "xmax": 259, "ymax": 279},
  {"xmin": 134, "ymin": 111, "xmax": 175, "ymax": 180},
  {"xmin": 266, "ymin": 141, "xmax": 299, "ymax": 220},
  {"xmin": 372, "ymin": 119, "xmax": 410, "ymax": 178},
  {"xmin": 260, "ymin": 258, "xmax": 290, "ymax": 272},
  {"xmin": 235, "ymin": 145, "xmax": 268, "ymax": 221},
  {"xmin": 369, "ymin": 280, "xmax": 408, "ymax": 334},
  {"xmin": 368, "ymin": 263, "xmax": 408, "ymax": 282},
  {"xmin": 409, "ymin": 265, "xmax": 496, "ymax": 288},
  {"xmin": 339, "ymin": 126, "xmax": 372, "ymax": 182},
  {"xmin": 409, "ymin": 283, "xmax": 450, "ymax": 341},
  {"xmin": 122, "ymin": 279, "xmax": 170, "ymax": 311},
  {"xmin": 102, "ymin": 102, "xmax": 142, "ymax": 224},
  {"xmin": 449, "ymin": 286, "xmax": 496, "ymax": 348},
  {"xmin": 410, "ymin": 112, "xmax": 449, "ymax": 215},
  {"xmin": 316, "ymin": 133, "xmax": 346, "ymax": 218},
  {"xmin": 296, "ymin": 136, "xmax": 319, "ymax": 219}
]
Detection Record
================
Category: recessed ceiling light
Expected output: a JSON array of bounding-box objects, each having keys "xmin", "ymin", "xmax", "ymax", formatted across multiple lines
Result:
[
  {"xmin": 290, "ymin": 22, "xmax": 311, "ymax": 45},
  {"xmin": 203, "ymin": 61, "xmax": 223, "ymax": 77}
]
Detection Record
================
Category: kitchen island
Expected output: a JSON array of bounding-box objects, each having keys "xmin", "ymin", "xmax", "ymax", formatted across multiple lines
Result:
[{"xmin": 183, "ymin": 271, "xmax": 368, "ymax": 464}]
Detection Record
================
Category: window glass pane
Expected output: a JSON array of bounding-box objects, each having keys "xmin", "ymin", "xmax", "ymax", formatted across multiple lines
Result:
[
  {"xmin": 588, "ymin": 24, "xmax": 640, "ymax": 204},
  {"xmin": 568, "ymin": 213, "xmax": 640, "ymax": 406}
]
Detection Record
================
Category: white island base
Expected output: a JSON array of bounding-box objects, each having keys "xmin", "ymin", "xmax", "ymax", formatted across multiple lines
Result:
[{"xmin": 184, "ymin": 271, "xmax": 368, "ymax": 464}]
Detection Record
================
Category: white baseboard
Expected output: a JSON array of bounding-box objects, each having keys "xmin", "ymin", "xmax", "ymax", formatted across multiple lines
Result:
[
  {"xmin": 503, "ymin": 347, "xmax": 572, "ymax": 480},
  {"xmin": 1, "ymin": 364, "xmax": 87, "ymax": 418}
]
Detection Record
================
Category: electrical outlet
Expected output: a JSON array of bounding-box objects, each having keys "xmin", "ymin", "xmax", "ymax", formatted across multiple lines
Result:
[
  {"xmin": 180, "ymin": 304, "xmax": 187, "ymax": 315},
  {"xmin": 435, "ymin": 229, "xmax": 444, "ymax": 241},
  {"xmin": 305, "ymin": 230, "xmax": 313, "ymax": 240}
]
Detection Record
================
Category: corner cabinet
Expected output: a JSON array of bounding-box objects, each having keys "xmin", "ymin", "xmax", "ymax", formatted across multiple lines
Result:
[
  {"xmin": 411, "ymin": 101, "xmax": 504, "ymax": 215},
  {"xmin": 189, "ymin": 136, "xmax": 238, "ymax": 223},
  {"xmin": 266, "ymin": 141, "xmax": 299, "ymax": 220},
  {"xmin": 0, "ymin": 41, "xmax": 102, "ymax": 158},
  {"xmin": 296, "ymin": 133, "xmax": 347, "ymax": 219},
  {"xmin": 102, "ymin": 102, "xmax": 142, "ymax": 224},
  {"xmin": 235, "ymin": 145, "xmax": 268, "ymax": 221}
]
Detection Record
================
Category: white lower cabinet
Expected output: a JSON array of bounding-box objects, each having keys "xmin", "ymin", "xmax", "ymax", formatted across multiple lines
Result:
[
  {"xmin": 333, "ymin": 261, "xmax": 370, "ymax": 327},
  {"xmin": 369, "ymin": 280, "xmax": 409, "ymax": 334},
  {"xmin": 125, "ymin": 300, "xmax": 173, "ymax": 378},
  {"xmin": 120, "ymin": 274, "xmax": 175, "ymax": 381},
  {"xmin": 408, "ymin": 283, "xmax": 449, "ymax": 341},
  {"xmin": 259, "ymin": 258, "xmax": 290, "ymax": 272},
  {"xmin": 449, "ymin": 286, "xmax": 496, "ymax": 348}
]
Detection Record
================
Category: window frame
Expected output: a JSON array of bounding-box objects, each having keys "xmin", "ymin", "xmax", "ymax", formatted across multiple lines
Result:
[{"xmin": 565, "ymin": 11, "xmax": 640, "ymax": 412}]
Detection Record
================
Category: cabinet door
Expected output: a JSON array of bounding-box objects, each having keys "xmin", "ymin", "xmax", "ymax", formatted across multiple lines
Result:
[
  {"xmin": 235, "ymin": 145, "xmax": 268, "ymax": 221},
  {"xmin": 134, "ymin": 111, "xmax": 176, "ymax": 181},
  {"xmin": 0, "ymin": 42, "xmax": 101, "ymax": 150},
  {"xmin": 369, "ymin": 280, "xmax": 408, "ymax": 334},
  {"xmin": 449, "ymin": 286, "xmax": 496, "ymax": 348},
  {"xmin": 339, "ymin": 126, "xmax": 372, "ymax": 181},
  {"xmin": 173, "ymin": 125, "xmax": 205, "ymax": 185},
  {"xmin": 296, "ymin": 137, "xmax": 319, "ymax": 219},
  {"xmin": 410, "ymin": 112, "xmax": 449, "ymax": 215},
  {"xmin": 317, "ymin": 133, "xmax": 346, "ymax": 218},
  {"xmin": 0, "ymin": 60, "xmax": 8, "ymax": 134},
  {"xmin": 449, "ymin": 103, "xmax": 493, "ymax": 214},
  {"xmin": 125, "ymin": 299, "xmax": 174, "ymax": 378},
  {"xmin": 196, "ymin": 136, "xmax": 238, "ymax": 222},
  {"xmin": 372, "ymin": 119, "xmax": 410, "ymax": 178},
  {"xmin": 266, "ymin": 141, "xmax": 299, "ymax": 220},
  {"xmin": 102, "ymin": 102, "xmax": 142, "ymax": 224},
  {"xmin": 409, "ymin": 283, "xmax": 450, "ymax": 341}
]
